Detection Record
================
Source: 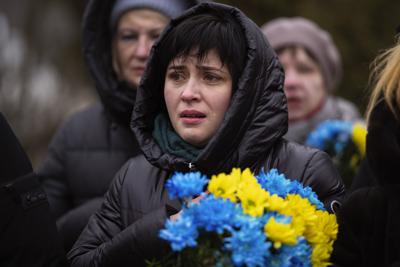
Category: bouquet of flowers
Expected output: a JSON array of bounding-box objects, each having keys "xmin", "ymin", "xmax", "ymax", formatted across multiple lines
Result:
[
  {"xmin": 152, "ymin": 168, "xmax": 338, "ymax": 267},
  {"xmin": 305, "ymin": 120, "xmax": 367, "ymax": 187}
]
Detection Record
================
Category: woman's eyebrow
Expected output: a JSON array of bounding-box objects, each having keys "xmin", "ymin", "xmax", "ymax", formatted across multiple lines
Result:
[
  {"xmin": 167, "ymin": 65, "xmax": 186, "ymax": 71},
  {"xmin": 148, "ymin": 27, "xmax": 165, "ymax": 34},
  {"xmin": 196, "ymin": 65, "xmax": 226, "ymax": 73}
]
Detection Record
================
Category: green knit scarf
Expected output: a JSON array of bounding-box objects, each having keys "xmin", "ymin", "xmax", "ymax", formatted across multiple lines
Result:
[{"xmin": 152, "ymin": 113, "xmax": 202, "ymax": 162}]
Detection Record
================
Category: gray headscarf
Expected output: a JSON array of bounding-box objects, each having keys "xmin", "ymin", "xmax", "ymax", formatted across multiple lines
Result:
[{"xmin": 110, "ymin": 0, "xmax": 191, "ymax": 29}]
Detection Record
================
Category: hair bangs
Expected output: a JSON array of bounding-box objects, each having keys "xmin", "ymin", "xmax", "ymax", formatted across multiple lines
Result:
[{"xmin": 157, "ymin": 10, "xmax": 247, "ymax": 87}]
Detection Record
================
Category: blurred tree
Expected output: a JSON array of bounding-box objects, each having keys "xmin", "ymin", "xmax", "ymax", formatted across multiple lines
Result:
[{"xmin": 0, "ymin": 0, "xmax": 94, "ymax": 167}]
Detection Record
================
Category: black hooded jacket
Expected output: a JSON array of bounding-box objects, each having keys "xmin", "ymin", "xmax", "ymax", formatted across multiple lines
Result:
[
  {"xmin": 0, "ymin": 113, "xmax": 67, "ymax": 267},
  {"xmin": 37, "ymin": 0, "xmax": 144, "ymax": 251},
  {"xmin": 332, "ymin": 99, "xmax": 400, "ymax": 266},
  {"xmin": 68, "ymin": 3, "xmax": 345, "ymax": 266},
  {"xmin": 38, "ymin": 0, "xmax": 201, "ymax": 252}
]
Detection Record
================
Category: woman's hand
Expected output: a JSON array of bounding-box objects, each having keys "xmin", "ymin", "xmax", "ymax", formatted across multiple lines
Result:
[{"xmin": 169, "ymin": 193, "xmax": 206, "ymax": 221}]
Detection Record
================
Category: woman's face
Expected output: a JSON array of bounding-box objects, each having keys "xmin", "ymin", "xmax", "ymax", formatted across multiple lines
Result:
[
  {"xmin": 279, "ymin": 47, "xmax": 326, "ymax": 122},
  {"xmin": 164, "ymin": 49, "xmax": 232, "ymax": 147},
  {"xmin": 113, "ymin": 9, "xmax": 169, "ymax": 87}
]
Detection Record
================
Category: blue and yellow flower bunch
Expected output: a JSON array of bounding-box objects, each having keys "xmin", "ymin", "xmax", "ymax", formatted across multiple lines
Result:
[
  {"xmin": 305, "ymin": 120, "xmax": 367, "ymax": 187},
  {"xmin": 158, "ymin": 168, "xmax": 338, "ymax": 267}
]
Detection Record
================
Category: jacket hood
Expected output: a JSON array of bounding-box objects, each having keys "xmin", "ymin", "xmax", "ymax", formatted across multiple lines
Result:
[
  {"xmin": 82, "ymin": 0, "xmax": 200, "ymax": 124},
  {"xmin": 131, "ymin": 2, "xmax": 287, "ymax": 175}
]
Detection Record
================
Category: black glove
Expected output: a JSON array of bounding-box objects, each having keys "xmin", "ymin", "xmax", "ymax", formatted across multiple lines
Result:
[{"xmin": 0, "ymin": 112, "xmax": 32, "ymax": 185}]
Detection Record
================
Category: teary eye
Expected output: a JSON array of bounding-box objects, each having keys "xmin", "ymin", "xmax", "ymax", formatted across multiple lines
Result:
[
  {"xmin": 168, "ymin": 71, "xmax": 185, "ymax": 82},
  {"xmin": 204, "ymin": 72, "xmax": 222, "ymax": 83},
  {"xmin": 118, "ymin": 33, "xmax": 138, "ymax": 42}
]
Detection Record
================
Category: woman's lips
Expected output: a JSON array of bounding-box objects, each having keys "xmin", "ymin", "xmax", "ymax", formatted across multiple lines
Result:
[
  {"xmin": 180, "ymin": 110, "xmax": 206, "ymax": 125},
  {"xmin": 287, "ymin": 97, "xmax": 302, "ymax": 108},
  {"xmin": 132, "ymin": 67, "xmax": 145, "ymax": 76}
]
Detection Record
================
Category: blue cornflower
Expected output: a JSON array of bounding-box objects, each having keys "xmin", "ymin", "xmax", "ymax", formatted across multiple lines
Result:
[
  {"xmin": 233, "ymin": 211, "xmax": 265, "ymax": 229},
  {"xmin": 267, "ymin": 238, "xmax": 311, "ymax": 267},
  {"xmin": 306, "ymin": 120, "xmax": 352, "ymax": 154},
  {"xmin": 287, "ymin": 180, "xmax": 303, "ymax": 195},
  {"xmin": 159, "ymin": 214, "xmax": 198, "ymax": 251},
  {"xmin": 288, "ymin": 180, "xmax": 325, "ymax": 210},
  {"xmin": 256, "ymin": 169, "xmax": 291, "ymax": 197},
  {"xmin": 225, "ymin": 220, "xmax": 271, "ymax": 267},
  {"xmin": 187, "ymin": 195, "xmax": 238, "ymax": 234},
  {"xmin": 165, "ymin": 171, "xmax": 208, "ymax": 199}
]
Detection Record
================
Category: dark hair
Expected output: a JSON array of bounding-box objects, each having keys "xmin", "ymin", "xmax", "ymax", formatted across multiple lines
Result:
[
  {"xmin": 276, "ymin": 45, "xmax": 319, "ymax": 68},
  {"xmin": 157, "ymin": 9, "xmax": 247, "ymax": 88}
]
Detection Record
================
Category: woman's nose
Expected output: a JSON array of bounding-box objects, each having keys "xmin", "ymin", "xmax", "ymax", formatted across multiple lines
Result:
[
  {"xmin": 284, "ymin": 69, "xmax": 300, "ymax": 90},
  {"xmin": 134, "ymin": 36, "xmax": 151, "ymax": 59},
  {"xmin": 181, "ymin": 78, "xmax": 200, "ymax": 101}
]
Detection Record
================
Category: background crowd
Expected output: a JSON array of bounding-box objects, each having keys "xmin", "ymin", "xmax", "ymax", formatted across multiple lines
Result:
[
  {"xmin": 1, "ymin": 0, "xmax": 399, "ymax": 266},
  {"xmin": 1, "ymin": 0, "xmax": 399, "ymax": 167}
]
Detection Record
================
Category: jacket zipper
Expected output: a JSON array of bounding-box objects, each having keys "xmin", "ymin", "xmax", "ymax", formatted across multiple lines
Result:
[{"xmin": 188, "ymin": 162, "xmax": 195, "ymax": 171}]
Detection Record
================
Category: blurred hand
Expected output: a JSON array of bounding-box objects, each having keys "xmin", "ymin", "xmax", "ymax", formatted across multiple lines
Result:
[{"xmin": 169, "ymin": 193, "xmax": 206, "ymax": 221}]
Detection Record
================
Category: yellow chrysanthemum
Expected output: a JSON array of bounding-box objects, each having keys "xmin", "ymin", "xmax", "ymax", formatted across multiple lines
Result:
[
  {"xmin": 281, "ymin": 194, "xmax": 318, "ymax": 228},
  {"xmin": 208, "ymin": 172, "xmax": 240, "ymax": 202},
  {"xmin": 237, "ymin": 168, "xmax": 259, "ymax": 188},
  {"xmin": 306, "ymin": 210, "xmax": 338, "ymax": 245},
  {"xmin": 352, "ymin": 123, "xmax": 367, "ymax": 156},
  {"xmin": 265, "ymin": 194, "xmax": 287, "ymax": 213},
  {"xmin": 264, "ymin": 217, "xmax": 298, "ymax": 249},
  {"xmin": 237, "ymin": 182, "xmax": 269, "ymax": 217},
  {"xmin": 290, "ymin": 216, "xmax": 307, "ymax": 237},
  {"xmin": 311, "ymin": 243, "xmax": 333, "ymax": 267},
  {"xmin": 229, "ymin": 168, "xmax": 243, "ymax": 183}
]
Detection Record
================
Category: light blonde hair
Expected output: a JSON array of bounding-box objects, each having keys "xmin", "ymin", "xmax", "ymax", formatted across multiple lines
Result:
[{"xmin": 366, "ymin": 37, "xmax": 400, "ymax": 122}]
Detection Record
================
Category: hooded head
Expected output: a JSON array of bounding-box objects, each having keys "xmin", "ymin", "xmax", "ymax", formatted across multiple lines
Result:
[
  {"xmin": 261, "ymin": 17, "xmax": 342, "ymax": 93},
  {"xmin": 82, "ymin": 0, "xmax": 199, "ymax": 124},
  {"xmin": 131, "ymin": 2, "xmax": 287, "ymax": 174},
  {"xmin": 110, "ymin": 0, "xmax": 191, "ymax": 31}
]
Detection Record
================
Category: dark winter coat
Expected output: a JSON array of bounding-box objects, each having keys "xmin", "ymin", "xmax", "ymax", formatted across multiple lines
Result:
[
  {"xmin": 68, "ymin": 3, "xmax": 345, "ymax": 266},
  {"xmin": 351, "ymin": 98, "xmax": 399, "ymax": 191},
  {"xmin": 37, "ymin": 0, "xmax": 141, "ymax": 252},
  {"xmin": 332, "ymin": 99, "xmax": 400, "ymax": 266},
  {"xmin": 0, "ymin": 112, "xmax": 67, "ymax": 267}
]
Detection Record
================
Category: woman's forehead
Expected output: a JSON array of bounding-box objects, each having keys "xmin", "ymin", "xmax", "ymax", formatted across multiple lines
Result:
[{"xmin": 168, "ymin": 49, "xmax": 222, "ymax": 66}]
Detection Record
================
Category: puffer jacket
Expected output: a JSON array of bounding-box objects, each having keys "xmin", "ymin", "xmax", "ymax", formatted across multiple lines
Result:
[
  {"xmin": 68, "ymin": 3, "xmax": 345, "ymax": 266},
  {"xmin": 38, "ymin": 103, "xmax": 140, "ymax": 251},
  {"xmin": 38, "ymin": 0, "xmax": 202, "ymax": 252},
  {"xmin": 37, "ymin": 0, "xmax": 142, "ymax": 252}
]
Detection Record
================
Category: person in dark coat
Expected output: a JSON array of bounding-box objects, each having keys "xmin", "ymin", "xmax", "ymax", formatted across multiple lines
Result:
[
  {"xmin": 0, "ymin": 112, "xmax": 67, "ymax": 267},
  {"xmin": 37, "ymin": 0, "xmax": 199, "ymax": 252},
  {"xmin": 67, "ymin": 3, "xmax": 345, "ymax": 266},
  {"xmin": 332, "ymin": 36, "xmax": 400, "ymax": 266}
]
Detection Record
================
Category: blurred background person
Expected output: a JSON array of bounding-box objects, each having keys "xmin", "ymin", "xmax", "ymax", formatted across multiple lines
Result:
[
  {"xmin": 262, "ymin": 17, "xmax": 361, "ymax": 145},
  {"xmin": 0, "ymin": 112, "xmax": 67, "ymax": 267},
  {"xmin": 332, "ymin": 31, "xmax": 400, "ymax": 266},
  {"xmin": 37, "ymin": 0, "xmax": 200, "ymax": 252}
]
